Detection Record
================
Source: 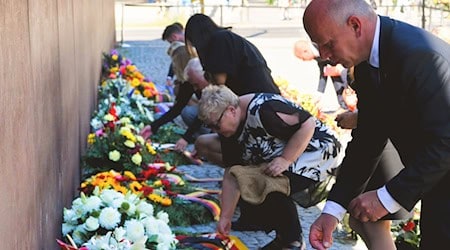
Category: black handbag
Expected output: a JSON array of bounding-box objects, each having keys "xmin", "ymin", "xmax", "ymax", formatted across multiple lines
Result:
[{"xmin": 290, "ymin": 174, "xmax": 336, "ymax": 208}]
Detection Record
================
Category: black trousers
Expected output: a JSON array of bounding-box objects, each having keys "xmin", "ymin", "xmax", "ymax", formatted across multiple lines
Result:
[{"xmin": 419, "ymin": 171, "xmax": 450, "ymax": 249}]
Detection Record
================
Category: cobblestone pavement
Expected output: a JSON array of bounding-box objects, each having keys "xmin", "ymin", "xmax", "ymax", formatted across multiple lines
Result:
[{"xmin": 118, "ymin": 37, "xmax": 368, "ymax": 249}]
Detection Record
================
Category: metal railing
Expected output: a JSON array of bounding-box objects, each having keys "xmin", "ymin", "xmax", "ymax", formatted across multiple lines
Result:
[{"xmin": 116, "ymin": 2, "xmax": 450, "ymax": 43}]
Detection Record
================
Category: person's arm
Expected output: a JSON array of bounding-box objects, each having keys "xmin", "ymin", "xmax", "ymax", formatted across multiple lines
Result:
[
  {"xmin": 150, "ymin": 82, "xmax": 194, "ymax": 133},
  {"xmin": 383, "ymin": 52, "xmax": 450, "ymax": 211},
  {"xmin": 259, "ymin": 100, "xmax": 315, "ymax": 176},
  {"xmin": 327, "ymin": 62, "xmax": 387, "ymax": 209},
  {"xmin": 180, "ymin": 117, "xmax": 203, "ymax": 144},
  {"xmin": 216, "ymin": 168, "xmax": 240, "ymax": 235},
  {"xmin": 265, "ymin": 116, "xmax": 315, "ymax": 177}
]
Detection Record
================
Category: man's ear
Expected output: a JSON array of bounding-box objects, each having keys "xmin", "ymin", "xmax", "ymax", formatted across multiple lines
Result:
[{"xmin": 347, "ymin": 16, "xmax": 361, "ymax": 35}]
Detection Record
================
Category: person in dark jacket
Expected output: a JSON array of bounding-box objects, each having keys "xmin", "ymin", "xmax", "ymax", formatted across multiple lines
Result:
[{"xmin": 303, "ymin": 0, "xmax": 450, "ymax": 249}]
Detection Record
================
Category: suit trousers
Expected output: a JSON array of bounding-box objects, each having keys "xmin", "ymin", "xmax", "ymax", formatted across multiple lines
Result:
[{"xmin": 419, "ymin": 171, "xmax": 450, "ymax": 249}]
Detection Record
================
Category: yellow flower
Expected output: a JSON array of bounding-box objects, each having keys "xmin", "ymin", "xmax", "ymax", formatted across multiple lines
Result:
[
  {"xmin": 135, "ymin": 135, "xmax": 145, "ymax": 145},
  {"xmin": 124, "ymin": 140, "xmax": 136, "ymax": 148},
  {"xmin": 161, "ymin": 197, "xmax": 172, "ymax": 206},
  {"xmin": 134, "ymin": 89, "xmax": 141, "ymax": 96},
  {"xmin": 87, "ymin": 133, "xmax": 96, "ymax": 144},
  {"xmin": 146, "ymin": 142, "xmax": 156, "ymax": 155},
  {"xmin": 124, "ymin": 171, "xmax": 136, "ymax": 180},
  {"xmin": 131, "ymin": 78, "xmax": 140, "ymax": 88},
  {"xmin": 110, "ymin": 66, "xmax": 118, "ymax": 73},
  {"xmin": 109, "ymin": 150, "xmax": 121, "ymax": 162},
  {"xmin": 111, "ymin": 54, "xmax": 118, "ymax": 61},
  {"xmin": 131, "ymin": 153, "xmax": 142, "ymax": 165},
  {"xmin": 126, "ymin": 65, "xmax": 136, "ymax": 72},
  {"xmin": 120, "ymin": 129, "xmax": 136, "ymax": 142},
  {"xmin": 120, "ymin": 126, "xmax": 131, "ymax": 133},
  {"xmin": 129, "ymin": 181, "xmax": 143, "ymax": 194},
  {"xmin": 134, "ymin": 71, "xmax": 143, "ymax": 80},
  {"xmin": 120, "ymin": 117, "xmax": 131, "ymax": 124},
  {"xmin": 148, "ymin": 193, "xmax": 162, "ymax": 203},
  {"xmin": 143, "ymin": 89, "xmax": 153, "ymax": 98},
  {"xmin": 153, "ymin": 180, "xmax": 162, "ymax": 187},
  {"xmin": 104, "ymin": 114, "xmax": 115, "ymax": 122},
  {"xmin": 164, "ymin": 163, "xmax": 173, "ymax": 171},
  {"xmin": 114, "ymin": 185, "xmax": 128, "ymax": 194}
]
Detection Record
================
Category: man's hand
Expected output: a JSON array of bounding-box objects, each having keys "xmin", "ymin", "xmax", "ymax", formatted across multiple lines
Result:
[
  {"xmin": 140, "ymin": 125, "xmax": 153, "ymax": 140},
  {"xmin": 174, "ymin": 138, "xmax": 188, "ymax": 151},
  {"xmin": 348, "ymin": 190, "xmax": 389, "ymax": 222},
  {"xmin": 309, "ymin": 213, "xmax": 338, "ymax": 249}
]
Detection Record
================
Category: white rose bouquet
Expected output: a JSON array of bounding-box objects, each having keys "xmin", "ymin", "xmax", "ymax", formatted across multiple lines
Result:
[{"xmin": 62, "ymin": 187, "xmax": 177, "ymax": 250}]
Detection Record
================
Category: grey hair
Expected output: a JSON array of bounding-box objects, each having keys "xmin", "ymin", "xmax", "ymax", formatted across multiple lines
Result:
[
  {"xmin": 198, "ymin": 85, "xmax": 239, "ymax": 122},
  {"xmin": 327, "ymin": 0, "xmax": 375, "ymax": 25},
  {"xmin": 183, "ymin": 57, "xmax": 203, "ymax": 81}
]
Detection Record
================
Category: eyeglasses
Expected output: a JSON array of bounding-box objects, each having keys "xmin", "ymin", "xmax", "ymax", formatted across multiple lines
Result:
[{"xmin": 205, "ymin": 107, "xmax": 227, "ymax": 130}]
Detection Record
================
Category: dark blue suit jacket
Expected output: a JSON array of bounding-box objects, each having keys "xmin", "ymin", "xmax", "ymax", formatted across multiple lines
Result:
[{"xmin": 328, "ymin": 16, "xmax": 450, "ymax": 212}]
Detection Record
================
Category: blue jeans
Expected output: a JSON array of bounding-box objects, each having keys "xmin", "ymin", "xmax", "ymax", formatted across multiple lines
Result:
[{"xmin": 181, "ymin": 105, "xmax": 211, "ymax": 140}]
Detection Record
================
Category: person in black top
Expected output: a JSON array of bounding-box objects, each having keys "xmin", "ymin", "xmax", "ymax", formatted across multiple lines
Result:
[
  {"xmin": 184, "ymin": 13, "xmax": 280, "ymax": 96},
  {"xmin": 141, "ymin": 55, "xmax": 210, "ymax": 151}
]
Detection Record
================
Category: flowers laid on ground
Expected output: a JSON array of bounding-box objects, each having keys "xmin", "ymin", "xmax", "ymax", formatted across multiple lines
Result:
[
  {"xmin": 79, "ymin": 165, "xmax": 220, "ymax": 227},
  {"xmin": 83, "ymin": 112, "xmax": 157, "ymax": 179},
  {"xmin": 62, "ymin": 186, "xmax": 178, "ymax": 249},
  {"xmin": 60, "ymin": 49, "xmax": 224, "ymax": 249},
  {"xmin": 392, "ymin": 208, "xmax": 421, "ymax": 249},
  {"xmin": 275, "ymin": 77, "xmax": 343, "ymax": 134}
]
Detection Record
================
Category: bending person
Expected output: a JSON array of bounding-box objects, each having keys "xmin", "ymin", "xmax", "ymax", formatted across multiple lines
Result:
[
  {"xmin": 303, "ymin": 0, "xmax": 450, "ymax": 249},
  {"xmin": 141, "ymin": 55, "xmax": 210, "ymax": 151},
  {"xmin": 198, "ymin": 85, "xmax": 345, "ymax": 249}
]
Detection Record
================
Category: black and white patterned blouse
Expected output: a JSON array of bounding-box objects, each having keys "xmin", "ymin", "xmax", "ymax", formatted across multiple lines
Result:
[{"xmin": 236, "ymin": 93, "xmax": 344, "ymax": 182}]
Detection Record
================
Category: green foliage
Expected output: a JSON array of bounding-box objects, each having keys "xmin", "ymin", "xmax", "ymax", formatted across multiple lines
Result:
[{"xmin": 150, "ymin": 123, "xmax": 186, "ymax": 144}]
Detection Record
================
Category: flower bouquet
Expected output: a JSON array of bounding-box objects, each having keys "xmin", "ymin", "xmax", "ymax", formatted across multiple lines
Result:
[
  {"xmin": 82, "ymin": 113, "xmax": 157, "ymax": 179},
  {"xmin": 101, "ymin": 50, "xmax": 170, "ymax": 102},
  {"xmin": 61, "ymin": 186, "xmax": 178, "ymax": 249},
  {"xmin": 79, "ymin": 165, "xmax": 220, "ymax": 227},
  {"xmin": 392, "ymin": 210, "xmax": 421, "ymax": 250}
]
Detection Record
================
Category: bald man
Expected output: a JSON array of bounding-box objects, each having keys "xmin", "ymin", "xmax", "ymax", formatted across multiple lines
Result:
[{"xmin": 303, "ymin": 0, "xmax": 450, "ymax": 249}]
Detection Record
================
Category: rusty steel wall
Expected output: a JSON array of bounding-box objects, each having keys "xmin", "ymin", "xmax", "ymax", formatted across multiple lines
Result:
[{"xmin": 0, "ymin": 0, "xmax": 115, "ymax": 248}]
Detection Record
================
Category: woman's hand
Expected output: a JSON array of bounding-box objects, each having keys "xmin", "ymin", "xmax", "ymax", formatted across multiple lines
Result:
[
  {"xmin": 217, "ymin": 169, "xmax": 240, "ymax": 235},
  {"xmin": 174, "ymin": 138, "xmax": 188, "ymax": 151},
  {"xmin": 216, "ymin": 216, "xmax": 232, "ymax": 236},
  {"xmin": 265, "ymin": 157, "xmax": 290, "ymax": 177}
]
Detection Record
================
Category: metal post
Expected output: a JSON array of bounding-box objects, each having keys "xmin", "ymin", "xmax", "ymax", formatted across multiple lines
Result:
[
  {"xmin": 220, "ymin": 5, "xmax": 223, "ymax": 26},
  {"xmin": 421, "ymin": 0, "xmax": 426, "ymax": 29},
  {"xmin": 121, "ymin": 3, "xmax": 125, "ymax": 46}
]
